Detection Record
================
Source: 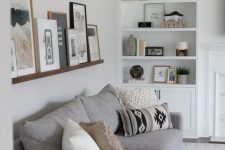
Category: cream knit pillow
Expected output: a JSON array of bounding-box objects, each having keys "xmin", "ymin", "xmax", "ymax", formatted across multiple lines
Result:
[
  {"xmin": 62, "ymin": 119, "xmax": 100, "ymax": 150},
  {"xmin": 116, "ymin": 87, "xmax": 157, "ymax": 109}
]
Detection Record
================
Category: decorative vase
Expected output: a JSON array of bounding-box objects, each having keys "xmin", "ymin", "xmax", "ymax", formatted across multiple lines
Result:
[
  {"xmin": 125, "ymin": 34, "xmax": 137, "ymax": 56},
  {"xmin": 178, "ymin": 75, "xmax": 188, "ymax": 84}
]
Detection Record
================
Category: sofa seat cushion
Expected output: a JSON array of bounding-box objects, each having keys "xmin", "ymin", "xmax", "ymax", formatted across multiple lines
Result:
[
  {"xmin": 80, "ymin": 84, "xmax": 122, "ymax": 132},
  {"xmin": 20, "ymin": 96, "xmax": 90, "ymax": 150},
  {"xmin": 117, "ymin": 129, "xmax": 182, "ymax": 150}
]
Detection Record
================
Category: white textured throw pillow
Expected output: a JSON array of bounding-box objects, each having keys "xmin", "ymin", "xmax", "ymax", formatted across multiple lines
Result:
[
  {"xmin": 116, "ymin": 87, "xmax": 157, "ymax": 109},
  {"xmin": 62, "ymin": 119, "xmax": 100, "ymax": 150}
]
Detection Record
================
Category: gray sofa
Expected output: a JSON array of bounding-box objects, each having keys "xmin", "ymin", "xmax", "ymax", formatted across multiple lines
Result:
[{"xmin": 14, "ymin": 85, "xmax": 183, "ymax": 150}]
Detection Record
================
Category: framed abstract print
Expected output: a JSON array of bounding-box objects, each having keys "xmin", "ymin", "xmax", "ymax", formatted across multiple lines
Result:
[
  {"xmin": 11, "ymin": 0, "xmax": 36, "ymax": 76},
  {"xmin": 34, "ymin": 19, "xmax": 60, "ymax": 72},
  {"xmin": 11, "ymin": 40, "xmax": 18, "ymax": 78},
  {"xmin": 48, "ymin": 11, "xmax": 68, "ymax": 68},
  {"xmin": 67, "ymin": 29, "xmax": 79, "ymax": 66},
  {"xmin": 70, "ymin": 2, "xmax": 88, "ymax": 63},
  {"xmin": 87, "ymin": 25, "xmax": 101, "ymax": 61}
]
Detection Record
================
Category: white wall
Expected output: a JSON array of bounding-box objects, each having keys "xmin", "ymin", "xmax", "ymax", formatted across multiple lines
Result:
[
  {"xmin": 0, "ymin": 0, "xmax": 13, "ymax": 149},
  {"xmin": 198, "ymin": 0, "xmax": 225, "ymax": 137},
  {"xmin": 13, "ymin": 0, "xmax": 119, "ymax": 138}
]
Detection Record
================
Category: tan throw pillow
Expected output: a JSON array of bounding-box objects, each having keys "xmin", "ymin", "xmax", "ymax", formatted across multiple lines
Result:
[{"xmin": 80, "ymin": 122, "xmax": 124, "ymax": 150}]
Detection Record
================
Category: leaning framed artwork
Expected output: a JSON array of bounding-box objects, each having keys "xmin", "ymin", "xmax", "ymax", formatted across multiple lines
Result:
[
  {"xmin": 11, "ymin": 40, "xmax": 18, "ymax": 78},
  {"xmin": 34, "ymin": 19, "xmax": 60, "ymax": 72},
  {"xmin": 167, "ymin": 68, "xmax": 177, "ymax": 84},
  {"xmin": 11, "ymin": 0, "xmax": 36, "ymax": 76},
  {"xmin": 144, "ymin": 3, "xmax": 165, "ymax": 28},
  {"xmin": 153, "ymin": 66, "xmax": 170, "ymax": 83},
  {"xmin": 48, "ymin": 11, "xmax": 68, "ymax": 68},
  {"xmin": 67, "ymin": 29, "xmax": 79, "ymax": 66},
  {"xmin": 70, "ymin": 2, "xmax": 89, "ymax": 63},
  {"xmin": 87, "ymin": 24, "xmax": 101, "ymax": 61}
]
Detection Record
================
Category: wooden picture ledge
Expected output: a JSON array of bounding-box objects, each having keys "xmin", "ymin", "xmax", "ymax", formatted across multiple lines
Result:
[{"xmin": 12, "ymin": 60, "xmax": 104, "ymax": 84}]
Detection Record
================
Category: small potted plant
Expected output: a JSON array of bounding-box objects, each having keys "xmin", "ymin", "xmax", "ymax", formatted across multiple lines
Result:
[{"xmin": 176, "ymin": 66, "xmax": 190, "ymax": 84}]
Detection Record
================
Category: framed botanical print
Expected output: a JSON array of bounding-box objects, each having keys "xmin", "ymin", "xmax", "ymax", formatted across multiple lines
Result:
[
  {"xmin": 34, "ymin": 19, "xmax": 60, "ymax": 72},
  {"xmin": 67, "ymin": 29, "xmax": 79, "ymax": 66},
  {"xmin": 167, "ymin": 68, "xmax": 177, "ymax": 84},
  {"xmin": 48, "ymin": 11, "xmax": 68, "ymax": 68},
  {"xmin": 11, "ymin": 0, "xmax": 36, "ymax": 76},
  {"xmin": 11, "ymin": 40, "xmax": 18, "ymax": 78},
  {"xmin": 144, "ymin": 3, "xmax": 165, "ymax": 28},
  {"xmin": 87, "ymin": 24, "xmax": 101, "ymax": 61},
  {"xmin": 153, "ymin": 66, "xmax": 170, "ymax": 83},
  {"xmin": 70, "ymin": 2, "xmax": 88, "ymax": 63}
]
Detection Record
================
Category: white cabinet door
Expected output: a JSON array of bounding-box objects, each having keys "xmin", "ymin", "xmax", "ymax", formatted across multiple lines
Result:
[{"xmin": 158, "ymin": 87, "xmax": 196, "ymax": 138}]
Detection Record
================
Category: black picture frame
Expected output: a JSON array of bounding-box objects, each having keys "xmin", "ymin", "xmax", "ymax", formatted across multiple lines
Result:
[
  {"xmin": 69, "ymin": 2, "xmax": 89, "ymax": 63},
  {"xmin": 145, "ymin": 47, "xmax": 164, "ymax": 56}
]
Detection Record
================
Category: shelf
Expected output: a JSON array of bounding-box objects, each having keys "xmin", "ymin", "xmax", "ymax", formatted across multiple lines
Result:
[
  {"xmin": 120, "ymin": 83, "xmax": 196, "ymax": 88},
  {"xmin": 121, "ymin": 0, "xmax": 198, "ymax": 4},
  {"xmin": 122, "ymin": 28, "xmax": 197, "ymax": 32},
  {"xmin": 12, "ymin": 60, "xmax": 104, "ymax": 84},
  {"xmin": 122, "ymin": 56, "xmax": 197, "ymax": 60}
]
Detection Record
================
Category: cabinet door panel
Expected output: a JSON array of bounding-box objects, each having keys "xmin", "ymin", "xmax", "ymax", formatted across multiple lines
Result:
[{"xmin": 159, "ymin": 87, "xmax": 196, "ymax": 136}]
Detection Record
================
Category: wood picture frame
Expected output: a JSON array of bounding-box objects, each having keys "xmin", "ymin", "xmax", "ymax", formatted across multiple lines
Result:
[
  {"xmin": 87, "ymin": 24, "xmax": 101, "ymax": 61},
  {"xmin": 153, "ymin": 66, "xmax": 170, "ymax": 83},
  {"xmin": 69, "ymin": 2, "xmax": 89, "ymax": 63},
  {"xmin": 48, "ymin": 11, "xmax": 68, "ymax": 68},
  {"xmin": 11, "ymin": 0, "xmax": 36, "ymax": 76},
  {"xmin": 167, "ymin": 68, "xmax": 177, "ymax": 84}
]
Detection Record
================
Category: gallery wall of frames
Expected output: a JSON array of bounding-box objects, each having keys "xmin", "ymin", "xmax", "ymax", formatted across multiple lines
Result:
[{"xmin": 11, "ymin": 0, "xmax": 103, "ymax": 84}]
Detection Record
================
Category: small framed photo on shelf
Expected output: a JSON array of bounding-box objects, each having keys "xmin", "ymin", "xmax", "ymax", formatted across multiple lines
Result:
[
  {"xmin": 34, "ymin": 19, "xmax": 60, "ymax": 72},
  {"xmin": 48, "ymin": 11, "xmax": 68, "ymax": 68},
  {"xmin": 87, "ymin": 24, "xmax": 101, "ymax": 61},
  {"xmin": 67, "ymin": 29, "xmax": 79, "ymax": 66},
  {"xmin": 146, "ymin": 47, "xmax": 164, "ymax": 56},
  {"xmin": 153, "ymin": 66, "xmax": 170, "ymax": 83},
  {"xmin": 144, "ymin": 3, "xmax": 165, "ymax": 28},
  {"xmin": 70, "ymin": 2, "xmax": 89, "ymax": 63},
  {"xmin": 167, "ymin": 68, "xmax": 177, "ymax": 84}
]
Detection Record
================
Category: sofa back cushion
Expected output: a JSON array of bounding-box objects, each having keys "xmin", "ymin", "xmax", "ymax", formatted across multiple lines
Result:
[
  {"xmin": 20, "ymin": 96, "xmax": 90, "ymax": 150},
  {"xmin": 80, "ymin": 84, "xmax": 122, "ymax": 132}
]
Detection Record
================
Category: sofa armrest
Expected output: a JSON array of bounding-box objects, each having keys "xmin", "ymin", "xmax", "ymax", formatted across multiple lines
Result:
[
  {"xmin": 14, "ymin": 139, "xmax": 24, "ymax": 150},
  {"xmin": 170, "ymin": 112, "xmax": 183, "ymax": 130}
]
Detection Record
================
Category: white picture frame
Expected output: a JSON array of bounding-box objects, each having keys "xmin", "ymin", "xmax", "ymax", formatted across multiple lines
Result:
[
  {"xmin": 11, "ymin": 40, "xmax": 18, "ymax": 78},
  {"xmin": 11, "ymin": 0, "xmax": 36, "ymax": 76},
  {"xmin": 67, "ymin": 29, "xmax": 79, "ymax": 66},
  {"xmin": 34, "ymin": 19, "xmax": 60, "ymax": 72},
  {"xmin": 154, "ymin": 66, "xmax": 170, "ymax": 83},
  {"xmin": 144, "ymin": 3, "xmax": 165, "ymax": 28},
  {"xmin": 87, "ymin": 24, "xmax": 101, "ymax": 61}
]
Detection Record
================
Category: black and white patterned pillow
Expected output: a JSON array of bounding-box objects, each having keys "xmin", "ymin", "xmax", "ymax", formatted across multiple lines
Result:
[{"xmin": 119, "ymin": 103, "xmax": 173, "ymax": 137}]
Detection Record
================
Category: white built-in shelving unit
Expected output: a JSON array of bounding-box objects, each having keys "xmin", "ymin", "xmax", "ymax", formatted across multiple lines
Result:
[{"xmin": 118, "ymin": 0, "xmax": 199, "ymax": 138}]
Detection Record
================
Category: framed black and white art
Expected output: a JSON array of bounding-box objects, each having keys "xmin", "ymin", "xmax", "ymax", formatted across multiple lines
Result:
[
  {"xmin": 67, "ymin": 29, "xmax": 79, "ymax": 66},
  {"xmin": 11, "ymin": 0, "xmax": 36, "ymax": 76},
  {"xmin": 87, "ymin": 25, "xmax": 101, "ymax": 61},
  {"xmin": 48, "ymin": 11, "xmax": 68, "ymax": 68},
  {"xmin": 70, "ymin": 2, "xmax": 89, "ymax": 63},
  {"xmin": 34, "ymin": 19, "xmax": 60, "ymax": 72}
]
